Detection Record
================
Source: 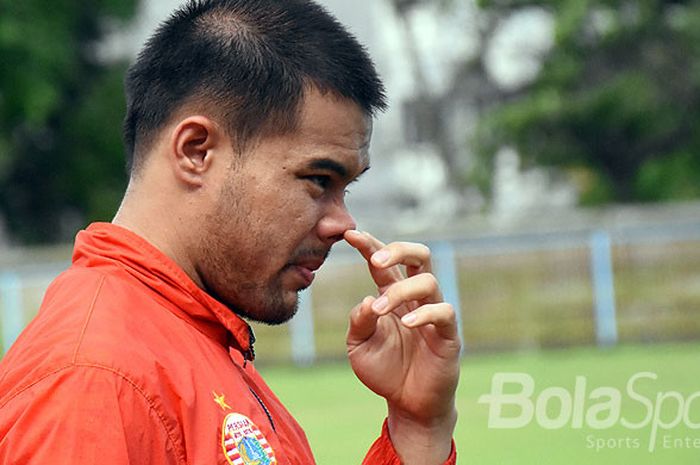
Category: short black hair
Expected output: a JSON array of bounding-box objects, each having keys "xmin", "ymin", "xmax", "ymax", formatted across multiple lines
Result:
[{"xmin": 123, "ymin": 0, "xmax": 387, "ymax": 173}]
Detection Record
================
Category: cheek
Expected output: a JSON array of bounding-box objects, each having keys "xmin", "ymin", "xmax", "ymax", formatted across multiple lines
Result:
[{"xmin": 254, "ymin": 185, "xmax": 321, "ymax": 230}]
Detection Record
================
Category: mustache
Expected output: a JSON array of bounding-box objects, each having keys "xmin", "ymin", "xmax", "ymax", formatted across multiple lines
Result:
[{"xmin": 288, "ymin": 246, "xmax": 331, "ymax": 263}]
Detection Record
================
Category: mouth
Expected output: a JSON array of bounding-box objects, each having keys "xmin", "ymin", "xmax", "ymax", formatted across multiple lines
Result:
[
  {"xmin": 286, "ymin": 255, "xmax": 327, "ymax": 289},
  {"xmin": 290, "ymin": 265, "xmax": 315, "ymax": 288}
]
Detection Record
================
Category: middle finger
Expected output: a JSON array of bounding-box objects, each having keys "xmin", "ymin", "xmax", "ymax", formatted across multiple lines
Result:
[{"xmin": 371, "ymin": 272, "xmax": 443, "ymax": 316}]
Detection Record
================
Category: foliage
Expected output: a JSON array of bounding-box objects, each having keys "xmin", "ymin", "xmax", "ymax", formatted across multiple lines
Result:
[
  {"xmin": 0, "ymin": 1, "xmax": 137, "ymax": 243},
  {"xmin": 473, "ymin": 0, "xmax": 700, "ymax": 203}
]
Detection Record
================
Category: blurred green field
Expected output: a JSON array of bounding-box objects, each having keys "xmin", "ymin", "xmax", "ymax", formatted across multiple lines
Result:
[{"xmin": 261, "ymin": 342, "xmax": 700, "ymax": 465}]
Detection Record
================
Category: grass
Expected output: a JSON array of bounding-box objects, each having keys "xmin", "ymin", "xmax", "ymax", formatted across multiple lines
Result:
[{"xmin": 260, "ymin": 342, "xmax": 700, "ymax": 465}]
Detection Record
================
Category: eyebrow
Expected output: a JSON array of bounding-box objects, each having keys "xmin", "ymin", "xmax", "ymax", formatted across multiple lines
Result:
[{"xmin": 307, "ymin": 158, "xmax": 370, "ymax": 181}]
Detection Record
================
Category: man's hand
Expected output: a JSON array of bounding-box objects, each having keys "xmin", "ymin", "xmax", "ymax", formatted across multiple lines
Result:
[{"xmin": 344, "ymin": 230, "xmax": 461, "ymax": 465}]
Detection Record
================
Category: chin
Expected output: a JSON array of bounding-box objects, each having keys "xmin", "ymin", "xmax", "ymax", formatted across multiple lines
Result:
[
  {"xmin": 248, "ymin": 307, "xmax": 298, "ymax": 326},
  {"xmin": 231, "ymin": 292, "xmax": 299, "ymax": 326}
]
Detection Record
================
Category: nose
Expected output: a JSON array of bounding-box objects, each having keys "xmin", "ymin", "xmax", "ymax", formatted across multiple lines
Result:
[{"xmin": 317, "ymin": 198, "xmax": 357, "ymax": 245}]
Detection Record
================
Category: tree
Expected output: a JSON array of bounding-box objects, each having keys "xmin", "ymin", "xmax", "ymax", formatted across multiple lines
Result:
[
  {"xmin": 0, "ymin": 1, "xmax": 137, "ymax": 243},
  {"xmin": 473, "ymin": 0, "xmax": 700, "ymax": 204},
  {"xmin": 385, "ymin": 0, "xmax": 506, "ymax": 205}
]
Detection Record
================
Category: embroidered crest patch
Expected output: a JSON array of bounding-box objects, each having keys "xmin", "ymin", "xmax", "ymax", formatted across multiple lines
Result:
[{"xmin": 221, "ymin": 413, "xmax": 277, "ymax": 465}]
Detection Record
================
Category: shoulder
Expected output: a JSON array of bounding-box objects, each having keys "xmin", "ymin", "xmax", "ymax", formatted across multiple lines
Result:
[
  {"xmin": 0, "ymin": 267, "xmax": 142, "ymax": 391},
  {"xmin": 0, "ymin": 364, "xmax": 186, "ymax": 464},
  {"xmin": 0, "ymin": 265, "xmax": 185, "ymax": 422}
]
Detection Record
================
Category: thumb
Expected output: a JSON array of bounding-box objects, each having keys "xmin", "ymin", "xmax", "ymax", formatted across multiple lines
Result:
[{"xmin": 346, "ymin": 296, "xmax": 379, "ymax": 348}]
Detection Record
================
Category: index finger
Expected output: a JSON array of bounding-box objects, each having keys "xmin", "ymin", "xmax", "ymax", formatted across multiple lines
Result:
[
  {"xmin": 344, "ymin": 230, "xmax": 403, "ymax": 289},
  {"xmin": 369, "ymin": 241, "xmax": 433, "ymax": 276}
]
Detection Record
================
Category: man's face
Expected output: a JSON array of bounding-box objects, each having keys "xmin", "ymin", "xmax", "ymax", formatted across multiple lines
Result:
[{"xmin": 198, "ymin": 90, "xmax": 372, "ymax": 324}]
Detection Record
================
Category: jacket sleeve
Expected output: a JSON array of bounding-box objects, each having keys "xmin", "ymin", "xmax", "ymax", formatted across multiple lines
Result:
[
  {"xmin": 0, "ymin": 365, "xmax": 181, "ymax": 465},
  {"xmin": 361, "ymin": 420, "xmax": 457, "ymax": 465}
]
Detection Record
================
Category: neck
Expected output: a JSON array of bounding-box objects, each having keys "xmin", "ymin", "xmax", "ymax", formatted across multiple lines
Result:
[{"xmin": 112, "ymin": 185, "xmax": 204, "ymax": 288}]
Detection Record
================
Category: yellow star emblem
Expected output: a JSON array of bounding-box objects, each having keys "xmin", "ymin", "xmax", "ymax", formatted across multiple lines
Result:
[{"xmin": 213, "ymin": 391, "xmax": 231, "ymax": 411}]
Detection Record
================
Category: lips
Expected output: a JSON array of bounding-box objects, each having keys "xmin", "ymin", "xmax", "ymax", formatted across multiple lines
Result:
[
  {"xmin": 292, "ymin": 265, "xmax": 315, "ymax": 287},
  {"xmin": 293, "ymin": 257, "xmax": 325, "ymax": 273},
  {"xmin": 287, "ymin": 256, "xmax": 326, "ymax": 288}
]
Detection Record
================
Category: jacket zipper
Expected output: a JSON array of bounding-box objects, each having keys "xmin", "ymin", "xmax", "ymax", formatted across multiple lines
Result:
[
  {"xmin": 243, "ymin": 325, "xmax": 256, "ymax": 367},
  {"xmin": 249, "ymin": 387, "xmax": 276, "ymax": 432},
  {"xmin": 239, "ymin": 326, "xmax": 273, "ymax": 431}
]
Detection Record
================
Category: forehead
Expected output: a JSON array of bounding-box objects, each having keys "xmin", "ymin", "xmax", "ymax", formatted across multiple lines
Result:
[
  {"xmin": 296, "ymin": 89, "xmax": 372, "ymax": 137},
  {"xmin": 240, "ymin": 89, "xmax": 373, "ymax": 181},
  {"xmin": 287, "ymin": 89, "xmax": 372, "ymax": 166}
]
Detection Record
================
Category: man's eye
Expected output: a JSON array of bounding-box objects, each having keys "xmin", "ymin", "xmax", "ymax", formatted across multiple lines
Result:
[{"xmin": 306, "ymin": 175, "xmax": 331, "ymax": 189}]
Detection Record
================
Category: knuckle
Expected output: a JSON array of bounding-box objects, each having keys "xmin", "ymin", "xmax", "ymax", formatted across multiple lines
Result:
[
  {"xmin": 349, "ymin": 304, "xmax": 362, "ymax": 323},
  {"xmin": 388, "ymin": 284, "xmax": 405, "ymax": 301},
  {"xmin": 390, "ymin": 242, "xmax": 407, "ymax": 255},
  {"xmin": 443, "ymin": 303, "xmax": 456, "ymax": 321},
  {"xmin": 348, "ymin": 311, "xmax": 363, "ymax": 329},
  {"xmin": 418, "ymin": 242, "xmax": 431, "ymax": 258},
  {"xmin": 421, "ymin": 272, "xmax": 439, "ymax": 291},
  {"xmin": 401, "ymin": 241, "xmax": 430, "ymax": 257}
]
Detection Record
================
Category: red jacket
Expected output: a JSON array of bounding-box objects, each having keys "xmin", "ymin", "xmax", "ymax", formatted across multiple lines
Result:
[{"xmin": 0, "ymin": 223, "xmax": 456, "ymax": 464}]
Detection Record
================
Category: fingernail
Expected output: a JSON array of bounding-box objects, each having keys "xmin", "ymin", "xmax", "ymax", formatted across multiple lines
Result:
[
  {"xmin": 372, "ymin": 250, "xmax": 390, "ymax": 265},
  {"xmin": 402, "ymin": 313, "xmax": 417, "ymax": 325},
  {"xmin": 372, "ymin": 295, "xmax": 389, "ymax": 312}
]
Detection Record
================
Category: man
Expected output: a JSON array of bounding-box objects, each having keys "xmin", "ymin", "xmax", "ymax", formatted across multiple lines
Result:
[{"xmin": 0, "ymin": 1, "xmax": 460, "ymax": 463}]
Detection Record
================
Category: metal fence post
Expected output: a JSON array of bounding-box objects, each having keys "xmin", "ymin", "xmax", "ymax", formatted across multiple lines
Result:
[
  {"xmin": 432, "ymin": 241, "xmax": 464, "ymax": 355},
  {"xmin": 1, "ymin": 272, "xmax": 24, "ymax": 354},
  {"xmin": 289, "ymin": 287, "xmax": 316, "ymax": 366},
  {"xmin": 590, "ymin": 231, "xmax": 618, "ymax": 347}
]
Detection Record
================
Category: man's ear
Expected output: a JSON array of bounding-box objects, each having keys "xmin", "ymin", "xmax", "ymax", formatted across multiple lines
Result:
[{"xmin": 170, "ymin": 116, "xmax": 223, "ymax": 187}]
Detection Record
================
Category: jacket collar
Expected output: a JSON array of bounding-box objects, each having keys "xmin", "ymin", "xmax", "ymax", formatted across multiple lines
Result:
[{"xmin": 72, "ymin": 222, "xmax": 254, "ymax": 360}]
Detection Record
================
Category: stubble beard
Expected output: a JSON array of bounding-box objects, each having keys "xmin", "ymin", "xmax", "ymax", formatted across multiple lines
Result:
[
  {"xmin": 199, "ymin": 171, "xmax": 301, "ymax": 325},
  {"xmin": 233, "ymin": 273, "xmax": 301, "ymax": 325},
  {"xmin": 208, "ymin": 245, "xmax": 328, "ymax": 325},
  {"xmin": 200, "ymin": 172, "xmax": 326, "ymax": 325},
  {"xmin": 198, "ymin": 244, "xmax": 302, "ymax": 326}
]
